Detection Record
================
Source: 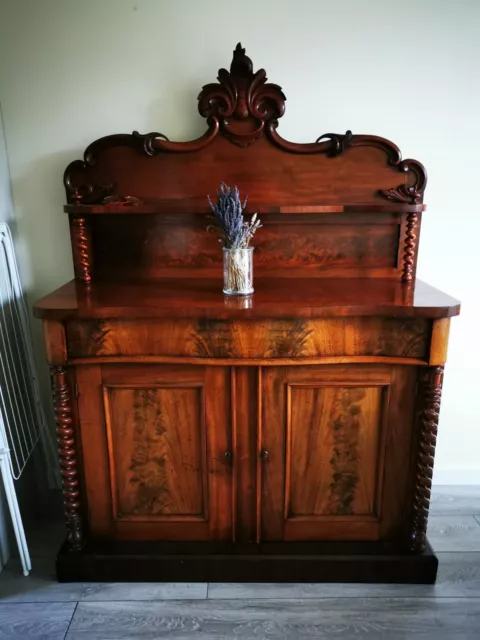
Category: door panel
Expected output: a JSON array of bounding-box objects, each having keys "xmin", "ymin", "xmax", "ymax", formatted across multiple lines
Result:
[
  {"xmin": 261, "ymin": 365, "xmax": 416, "ymax": 542},
  {"xmin": 104, "ymin": 385, "xmax": 207, "ymax": 520},
  {"xmin": 77, "ymin": 364, "xmax": 232, "ymax": 541},
  {"xmin": 287, "ymin": 384, "xmax": 386, "ymax": 518}
]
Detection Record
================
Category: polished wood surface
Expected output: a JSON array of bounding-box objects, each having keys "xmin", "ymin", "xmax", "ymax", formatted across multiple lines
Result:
[
  {"xmin": 88, "ymin": 212, "xmax": 408, "ymax": 280},
  {"xmin": 35, "ymin": 43, "xmax": 460, "ymax": 583},
  {"xmin": 76, "ymin": 365, "xmax": 232, "ymax": 541},
  {"xmin": 64, "ymin": 202, "xmax": 427, "ymax": 214},
  {"xmin": 260, "ymin": 365, "xmax": 416, "ymax": 542},
  {"xmin": 64, "ymin": 317, "xmax": 431, "ymax": 360},
  {"xmin": 34, "ymin": 278, "xmax": 460, "ymax": 320}
]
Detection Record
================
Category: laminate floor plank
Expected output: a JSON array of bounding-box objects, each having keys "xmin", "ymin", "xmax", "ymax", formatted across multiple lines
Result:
[
  {"xmin": 0, "ymin": 602, "xmax": 76, "ymax": 639},
  {"xmin": 65, "ymin": 598, "xmax": 480, "ymax": 639},
  {"xmin": 430, "ymin": 485, "xmax": 480, "ymax": 515},
  {"xmin": 0, "ymin": 558, "xmax": 207, "ymax": 603},
  {"xmin": 427, "ymin": 515, "xmax": 480, "ymax": 551}
]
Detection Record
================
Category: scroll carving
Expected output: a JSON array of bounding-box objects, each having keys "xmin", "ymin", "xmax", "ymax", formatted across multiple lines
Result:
[
  {"xmin": 63, "ymin": 159, "xmax": 114, "ymax": 205},
  {"xmin": 198, "ymin": 42, "xmax": 287, "ymax": 147},
  {"xmin": 51, "ymin": 366, "xmax": 84, "ymax": 551},
  {"xmin": 70, "ymin": 217, "xmax": 93, "ymax": 284},
  {"xmin": 410, "ymin": 365, "xmax": 444, "ymax": 552},
  {"xmin": 379, "ymin": 159, "xmax": 427, "ymax": 204}
]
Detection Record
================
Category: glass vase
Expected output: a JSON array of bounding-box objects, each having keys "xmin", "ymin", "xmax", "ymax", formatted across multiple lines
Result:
[{"xmin": 222, "ymin": 247, "xmax": 254, "ymax": 295}]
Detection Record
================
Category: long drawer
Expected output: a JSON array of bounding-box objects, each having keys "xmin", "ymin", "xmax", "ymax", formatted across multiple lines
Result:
[{"xmin": 65, "ymin": 317, "xmax": 431, "ymax": 360}]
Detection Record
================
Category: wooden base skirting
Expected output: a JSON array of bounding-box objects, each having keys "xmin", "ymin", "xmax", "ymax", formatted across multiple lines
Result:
[{"xmin": 56, "ymin": 540, "xmax": 438, "ymax": 584}]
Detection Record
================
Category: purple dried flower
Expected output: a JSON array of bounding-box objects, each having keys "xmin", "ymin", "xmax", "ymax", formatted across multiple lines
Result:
[{"xmin": 207, "ymin": 182, "xmax": 261, "ymax": 248}]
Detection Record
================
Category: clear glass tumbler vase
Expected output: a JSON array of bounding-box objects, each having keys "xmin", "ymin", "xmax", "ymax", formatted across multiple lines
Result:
[{"xmin": 222, "ymin": 247, "xmax": 254, "ymax": 295}]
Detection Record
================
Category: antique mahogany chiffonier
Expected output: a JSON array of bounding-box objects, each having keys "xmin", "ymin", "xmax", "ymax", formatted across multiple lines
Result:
[{"xmin": 34, "ymin": 44, "xmax": 460, "ymax": 583}]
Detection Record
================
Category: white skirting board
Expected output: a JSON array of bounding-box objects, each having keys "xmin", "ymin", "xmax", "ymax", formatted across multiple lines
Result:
[{"xmin": 433, "ymin": 470, "xmax": 480, "ymax": 485}]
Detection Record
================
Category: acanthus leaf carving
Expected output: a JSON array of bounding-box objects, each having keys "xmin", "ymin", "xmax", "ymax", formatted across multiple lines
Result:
[{"xmin": 197, "ymin": 43, "xmax": 286, "ymax": 147}]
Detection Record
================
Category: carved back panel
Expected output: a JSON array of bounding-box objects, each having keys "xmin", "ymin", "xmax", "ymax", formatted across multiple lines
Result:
[{"xmin": 64, "ymin": 43, "xmax": 426, "ymax": 282}]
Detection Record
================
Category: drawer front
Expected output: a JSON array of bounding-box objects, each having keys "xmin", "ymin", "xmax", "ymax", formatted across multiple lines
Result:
[{"xmin": 66, "ymin": 318, "xmax": 431, "ymax": 360}]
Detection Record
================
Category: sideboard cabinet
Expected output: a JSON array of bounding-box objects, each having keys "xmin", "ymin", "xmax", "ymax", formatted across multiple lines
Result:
[{"xmin": 34, "ymin": 44, "xmax": 460, "ymax": 582}]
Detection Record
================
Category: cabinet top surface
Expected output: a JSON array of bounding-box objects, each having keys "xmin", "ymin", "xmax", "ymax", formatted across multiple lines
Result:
[{"xmin": 33, "ymin": 278, "xmax": 460, "ymax": 321}]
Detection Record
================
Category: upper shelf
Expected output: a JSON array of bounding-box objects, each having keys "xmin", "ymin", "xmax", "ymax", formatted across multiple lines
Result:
[{"xmin": 64, "ymin": 202, "xmax": 427, "ymax": 215}]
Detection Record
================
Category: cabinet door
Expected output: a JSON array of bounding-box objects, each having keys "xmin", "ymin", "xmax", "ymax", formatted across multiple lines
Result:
[
  {"xmin": 76, "ymin": 364, "xmax": 232, "ymax": 541},
  {"xmin": 260, "ymin": 365, "xmax": 417, "ymax": 542}
]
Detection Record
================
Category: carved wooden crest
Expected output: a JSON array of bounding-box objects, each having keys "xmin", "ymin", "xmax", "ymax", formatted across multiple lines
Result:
[{"xmin": 197, "ymin": 42, "xmax": 286, "ymax": 147}]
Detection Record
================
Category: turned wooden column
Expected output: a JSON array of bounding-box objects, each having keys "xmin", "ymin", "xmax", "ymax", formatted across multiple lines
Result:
[
  {"xmin": 410, "ymin": 365, "xmax": 444, "ymax": 552},
  {"xmin": 51, "ymin": 366, "xmax": 84, "ymax": 550},
  {"xmin": 70, "ymin": 215, "xmax": 93, "ymax": 283},
  {"xmin": 402, "ymin": 212, "xmax": 419, "ymax": 282}
]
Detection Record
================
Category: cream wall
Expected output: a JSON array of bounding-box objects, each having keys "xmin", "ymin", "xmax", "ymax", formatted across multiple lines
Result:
[{"xmin": 0, "ymin": 0, "xmax": 478, "ymax": 482}]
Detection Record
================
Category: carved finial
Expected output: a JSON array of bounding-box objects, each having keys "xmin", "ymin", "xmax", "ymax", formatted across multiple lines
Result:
[
  {"xmin": 231, "ymin": 43, "xmax": 252, "ymax": 76},
  {"xmin": 198, "ymin": 43, "xmax": 286, "ymax": 146}
]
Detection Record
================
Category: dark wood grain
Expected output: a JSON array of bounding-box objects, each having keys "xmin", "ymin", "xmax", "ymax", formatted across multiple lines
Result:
[
  {"xmin": 76, "ymin": 364, "xmax": 232, "ymax": 542},
  {"xmin": 64, "ymin": 202, "xmax": 427, "ymax": 214},
  {"xmin": 89, "ymin": 212, "xmax": 405, "ymax": 280},
  {"xmin": 64, "ymin": 317, "xmax": 430, "ymax": 360},
  {"xmin": 104, "ymin": 385, "xmax": 206, "ymax": 519},
  {"xmin": 261, "ymin": 365, "xmax": 415, "ymax": 542}
]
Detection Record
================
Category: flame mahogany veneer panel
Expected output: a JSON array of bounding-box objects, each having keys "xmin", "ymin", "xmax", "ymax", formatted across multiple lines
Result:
[
  {"xmin": 104, "ymin": 385, "xmax": 206, "ymax": 520},
  {"xmin": 65, "ymin": 317, "xmax": 431, "ymax": 360},
  {"xmin": 91, "ymin": 213, "xmax": 402, "ymax": 279},
  {"xmin": 260, "ymin": 365, "xmax": 417, "ymax": 542},
  {"xmin": 287, "ymin": 385, "xmax": 385, "ymax": 517},
  {"xmin": 76, "ymin": 364, "xmax": 233, "ymax": 541}
]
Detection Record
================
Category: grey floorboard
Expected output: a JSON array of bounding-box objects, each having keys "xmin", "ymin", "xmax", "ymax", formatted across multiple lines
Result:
[
  {"xmin": 430, "ymin": 485, "xmax": 480, "ymax": 515},
  {"xmin": 0, "ymin": 602, "xmax": 76, "ymax": 639},
  {"xmin": 427, "ymin": 515, "xmax": 480, "ymax": 551},
  {"xmin": 65, "ymin": 598, "xmax": 480, "ymax": 639},
  {"xmin": 0, "ymin": 558, "xmax": 84, "ymax": 603},
  {"xmin": 0, "ymin": 558, "xmax": 207, "ymax": 603}
]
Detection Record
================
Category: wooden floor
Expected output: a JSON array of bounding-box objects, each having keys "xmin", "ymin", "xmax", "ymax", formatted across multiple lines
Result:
[{"xmin": 1, "ymin": 486, "xmax": 480, "ymax": 639}]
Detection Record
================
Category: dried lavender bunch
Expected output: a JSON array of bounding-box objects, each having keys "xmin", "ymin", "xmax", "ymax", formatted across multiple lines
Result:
[{"xmin": 207, "ymin": 182, "xmax": 261, "ymax": 248}]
